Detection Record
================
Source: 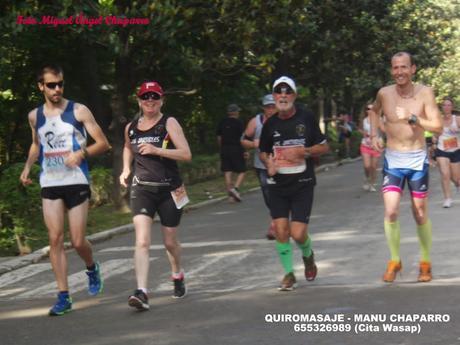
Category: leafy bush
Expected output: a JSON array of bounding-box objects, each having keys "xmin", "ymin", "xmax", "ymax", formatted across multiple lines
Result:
[
  {"xmin": 179, "ymin": 154, "xmax": 221, "ymax": 184},
  {"xmin": 90, "ymin": 167, "xmax": 114, "ymax": 207},
  {"xmin": 327, "ymin": 126, "xmax": 362, "ymax": 159},
  {"xmin": 0, "ymin": 163, "xmax": 42, "ymax": 254}
]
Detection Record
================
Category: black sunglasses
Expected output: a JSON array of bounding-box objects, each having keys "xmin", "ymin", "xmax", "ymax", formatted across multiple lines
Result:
[
  {"xmin": 45, "ymin": 81, "xmax": 64, "ymax": 89},
  {"xmin": 139, "ymin": 92, "xmax": 161, "ymax": 100},
  {"xmin": 274, "ymin": 86, "xmax": 294, "ymax": 95}
]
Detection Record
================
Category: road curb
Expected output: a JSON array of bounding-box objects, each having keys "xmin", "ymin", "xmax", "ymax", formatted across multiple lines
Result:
[{"xmin": 0, "ymin": 156, "xmax": 360, "ymax": 275}]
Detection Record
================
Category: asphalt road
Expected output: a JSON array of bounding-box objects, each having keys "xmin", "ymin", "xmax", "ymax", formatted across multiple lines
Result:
[{"xmin": 1, "ymin": 160, "xmax": 459, "ymax": 345}]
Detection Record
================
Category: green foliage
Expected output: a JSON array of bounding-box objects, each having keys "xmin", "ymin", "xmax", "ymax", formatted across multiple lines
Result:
[
  {"xmin": 0, "ymin": 163, "xmax": 42, "ymax": 252},
  {"xmin": 179, "ymin": 154, "xmax": 221, "ymax": 185},
  {"xmin": 327, "ymin": 126, "xmax": 362, "ymax": 159},
  {"xmin": 90, "ymin": 167, "xmax": 114, "ymax": 207}
]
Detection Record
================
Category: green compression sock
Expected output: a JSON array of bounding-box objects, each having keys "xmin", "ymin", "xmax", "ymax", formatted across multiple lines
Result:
[
  {"xmin": 276, "ymin": 241, "xmax": 293, "ymax": 274},
  {"xmin": 384, "ymin": 220, "xmax": 401, "ymax": 262},
  {"xmin": 296, "ymin": 236, "xmax": 312, "ymax": 258},
  {"xmin": 416, "ymin": 219, "xmax": 432, "ymax": 262}
]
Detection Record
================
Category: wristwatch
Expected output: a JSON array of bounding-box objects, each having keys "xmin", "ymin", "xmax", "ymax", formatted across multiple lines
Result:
[{"xmin": 408, "ymin": 114, "xmax": 418, "ymax": 125}]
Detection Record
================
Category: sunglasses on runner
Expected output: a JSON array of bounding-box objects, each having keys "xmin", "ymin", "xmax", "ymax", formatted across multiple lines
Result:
[
  {"xmin": 273, "ymin": 86, "xmax": 294, "ymax": 95},
  {"xmin": 139, "ymin": 92, "xmax": 161, "ymax": 100},
  {"xmin": 45, "ymin": 81, "xmax": 64, "ymax": 89}
]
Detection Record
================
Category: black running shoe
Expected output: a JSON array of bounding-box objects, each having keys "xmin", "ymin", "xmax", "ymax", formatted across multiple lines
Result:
[
  {"xmin": 128, "ymin": 289, "xmax": 149, "ymax": 311},
  {"xmin": 173, "ymin": 276, "xmax": 187, "ymax": 298}
]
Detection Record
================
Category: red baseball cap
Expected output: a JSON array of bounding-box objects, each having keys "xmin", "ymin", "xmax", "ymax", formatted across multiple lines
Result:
[{"xmin": 137, "ymin": 81, "xmax": 164, "ymax": 97}]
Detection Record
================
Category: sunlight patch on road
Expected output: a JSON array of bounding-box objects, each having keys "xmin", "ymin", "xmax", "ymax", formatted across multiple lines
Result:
[
  {"xmin": 0, "ymin": 306, "xmax": 50, "ymax": 320},
  {"xmin": 99, "ymin": 239, "xmax": 269, "ymax": 253},
  {"xmin": 313, "ymin": 230, "xmax": 359, "ymax": 241}
]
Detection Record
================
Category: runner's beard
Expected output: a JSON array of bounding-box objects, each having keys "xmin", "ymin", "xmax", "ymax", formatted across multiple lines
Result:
[
  {"xmin": 277, "ymin": 100, "xmax": 294, "ymax": 113},
  {"xmin": 48, "ymin": 94, "xmax": 62, "ymax": 104}
]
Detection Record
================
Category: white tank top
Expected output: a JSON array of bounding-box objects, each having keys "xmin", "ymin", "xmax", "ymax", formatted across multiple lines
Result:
[
  {"xmin": 253, "ymin": 114, "xmax": 266, "ymax": 169},
  {"xmin": 36, "ymin": 101, "xmax": 90, "ymax": 187},
  {"xmin": 361, "ymin": 117, "xmax": 372, "ymax": 147},
  {"xmin": 437, "ymin": 115, "xmax": 459, "ymax": 152}
]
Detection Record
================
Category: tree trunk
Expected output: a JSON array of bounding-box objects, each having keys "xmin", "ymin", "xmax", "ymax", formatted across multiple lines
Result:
[
  {"xmin": 110, "ymin": 31, "xmax": 132, "ymax": 211},
  {"xmin": 80, "ymin": 41, "xmax": 111, "ymax": 133}
]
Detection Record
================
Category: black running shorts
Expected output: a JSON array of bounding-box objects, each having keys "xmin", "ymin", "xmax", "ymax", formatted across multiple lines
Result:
[
  {"xmin": 268, "ymin": 183, "xmax": 314, "ymax": 224},
  {"xmin": 220, "ymin": 147, "xmax": 246, "ymax": 173},
  {"xmin": 130, "ymin": 184, "xmax": 182, "ymax": 227},
  {"xmin": 434, "ymin": 148, "xmax": 460, "ymax": 163},
  {"xmin": 41, "ymin": 184, "xmax": 91, "ymax": 209}
]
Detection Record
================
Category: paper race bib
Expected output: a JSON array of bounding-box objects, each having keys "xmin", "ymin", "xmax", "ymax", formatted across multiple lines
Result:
[
  {"xmin": 170, "ymin": 184, "xmax": 190, "ymax": 209},
  {"xmin": 443, "ymin": 137, "xmax": 458, "ymax": 150},
  {"xmin": 273, "ymin": 145, "xmax": 306, "ymax": 174},
  {"xmin": 44, "ymin": 150, "xmax": 72, "ymax": 180}
]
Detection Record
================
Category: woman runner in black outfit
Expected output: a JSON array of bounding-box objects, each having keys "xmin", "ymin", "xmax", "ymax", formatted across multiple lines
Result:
[{"xmin": 120, "ymin": 81, "xmax": 192, "ymax": 310}]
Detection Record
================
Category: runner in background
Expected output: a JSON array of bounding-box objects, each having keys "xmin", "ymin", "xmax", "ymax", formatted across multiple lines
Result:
[
  {"xmin": 358, "ymin": 103, "xmax": 382, "ymax": 192},
  {"xmin": 241, "ymin": 94, "xmax": 278, "ymax": 240},
  {"xmin": 432, "ymin": 97, "xmax": 460, "ymax": 208},
  {"xmin": 216, "ymin": 104, "xmax": 247, "ymax": 202},
  {"xmin": 424, "ymin": 131, "xmax": 436, "ymax": 167}
]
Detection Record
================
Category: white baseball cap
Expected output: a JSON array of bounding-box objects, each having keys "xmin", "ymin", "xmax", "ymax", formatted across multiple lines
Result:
[{"xmin": 272, "ymin": 76, "xmax": 297, "ymax": 93}]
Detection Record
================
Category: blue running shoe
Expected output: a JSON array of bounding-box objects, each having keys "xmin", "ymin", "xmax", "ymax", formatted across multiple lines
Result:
[
  {"xmin": 49, "ymin": 293, "xmax": 72, "ymax": 316},
  {"xmin": 86, "ymin": 262, "xmax": 103, "ymax": 296}
]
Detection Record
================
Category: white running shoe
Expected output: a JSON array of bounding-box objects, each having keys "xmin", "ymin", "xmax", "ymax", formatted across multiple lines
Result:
[
  {"xmin": 369, "ymin": 184, "xmax": 377, "ymax": 192},
  {"xmin": 443, "ymin": 198, "xmax": 452, "ymax": 208},
  {"xmin": 228, "ymin": 188, "xmax": 242, "ymax": 202},
  {"xmin": 362, "ymin": 183, "xmax": 370, "ymax": 191}
]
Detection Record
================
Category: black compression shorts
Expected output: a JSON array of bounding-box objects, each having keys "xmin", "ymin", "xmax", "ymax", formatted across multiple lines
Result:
[
  {"xmin": 130, "ymin": 184, "xmax": 182, "ymax": 227},
  {"xmin": 268, "ymin": 183, "xmax": 314, "ymax": 224}
]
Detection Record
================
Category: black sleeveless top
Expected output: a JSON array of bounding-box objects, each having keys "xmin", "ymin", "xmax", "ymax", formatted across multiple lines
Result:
[{"xmin": 128, "ymin": 115, "xmax": 182, "ymax": 190}]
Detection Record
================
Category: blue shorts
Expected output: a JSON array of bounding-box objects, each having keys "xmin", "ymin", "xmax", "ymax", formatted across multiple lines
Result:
[{"xmin": 382, "ymin": 158, "xmax": 429, "ymax": 198}]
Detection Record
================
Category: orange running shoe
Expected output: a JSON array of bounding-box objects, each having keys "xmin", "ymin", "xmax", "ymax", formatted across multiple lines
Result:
[
  {"xmin": 418, "ymin": 261, "xmax": 432, "ymax": 282},
  {"xmin": 382, "ymin": 260, "xmax": 402, "ymax": 282}
]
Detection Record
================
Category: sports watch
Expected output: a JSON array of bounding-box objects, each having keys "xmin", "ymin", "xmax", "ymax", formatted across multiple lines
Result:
[{"xmin": 408, "ymin": 114, "xmax": 418, "ymax": 125}]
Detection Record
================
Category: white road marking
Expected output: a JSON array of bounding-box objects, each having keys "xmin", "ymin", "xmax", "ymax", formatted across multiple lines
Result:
[
  {"xmin": 99, "ymin": 239, "xmax": 269, "ymax": 253},
  {"xmin": 210, "ymin": 211, "xmax": 236, "ymax": 215},
  {"xmin": 99, "ymin": 232, "xmax": 375, "ymax": 253},
  {"xmin": 0, "ymin": 263, "xmax": 50, "ymax": 289},
  {"xmin": 15, "ymin": 258, "xmax": 157, "ymax": 299},
  {"xmin": 155, "ymin": 249, "xmax": 251, "ymax": 293}
]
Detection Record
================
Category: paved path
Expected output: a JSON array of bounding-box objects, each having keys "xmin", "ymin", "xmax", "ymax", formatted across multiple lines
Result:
[{"xmin": 1, "ymin": 160, "xmax": 459, "ymax": 345}]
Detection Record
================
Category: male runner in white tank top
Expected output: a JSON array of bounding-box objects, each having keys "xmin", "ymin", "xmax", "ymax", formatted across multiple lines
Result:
[{"xmin": 20, "ymin": 64, "xmax": 110, "ymax": 316}]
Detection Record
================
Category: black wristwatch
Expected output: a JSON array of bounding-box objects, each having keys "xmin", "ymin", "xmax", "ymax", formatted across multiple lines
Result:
[{"xmin": 408, "ymin": 114, "xmax": 418, "ymax": 125}]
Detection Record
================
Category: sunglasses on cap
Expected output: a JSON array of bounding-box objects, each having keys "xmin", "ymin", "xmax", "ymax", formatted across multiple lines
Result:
[
  {"xmin": 45, "ymin": 81, "xmax": 64, "ymax": 89},
  {"xmin": 139, "ymin": 92, "xmax": 161, "ymax": 100},
  {"xmin": 273, "ymin": 86, "xmax": 294, "ymax": 95}
]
